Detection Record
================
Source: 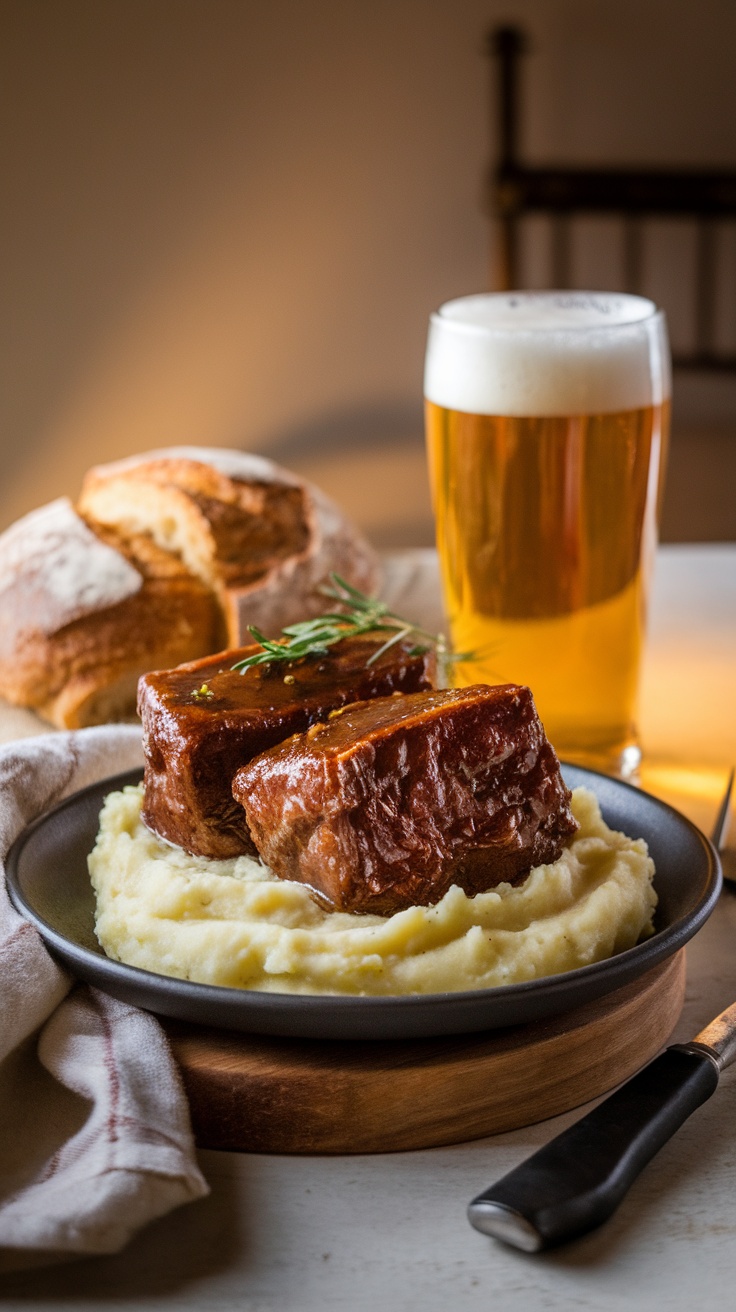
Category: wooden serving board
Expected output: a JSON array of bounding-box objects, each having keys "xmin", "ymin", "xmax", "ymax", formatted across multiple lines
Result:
[{"xmin": 163, "ymin": 949, "xmax": 685, "ymax": 1155}]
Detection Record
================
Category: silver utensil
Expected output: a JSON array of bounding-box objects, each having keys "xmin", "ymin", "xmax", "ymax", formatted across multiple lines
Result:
[
  {"xmin": 467, "ymin": 771, "xmax": 733, "ymax": 1252},
  {"xmin": 714, "ymin": 767, "xmax": 734, "ymax": 881}
]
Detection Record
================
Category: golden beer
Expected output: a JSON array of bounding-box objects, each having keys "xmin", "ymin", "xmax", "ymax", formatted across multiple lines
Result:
[{"xmin": 424, "ymin": 294, "xmax": 671, "ymax": 776}]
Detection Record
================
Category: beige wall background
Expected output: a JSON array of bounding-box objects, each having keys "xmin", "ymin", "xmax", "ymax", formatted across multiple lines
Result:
[{"xmin": 2, "ymin": 0, "xmax": 736, "ymax": 546}]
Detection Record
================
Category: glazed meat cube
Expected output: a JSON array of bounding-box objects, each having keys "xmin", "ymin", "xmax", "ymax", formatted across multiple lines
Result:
[
  {"xmin": 233, "ymin": 684, "xmax": 577, "ymax": 915},
  {"xmin": 138, "ymin": 637, "xmax": 435, "ymax": 858}
]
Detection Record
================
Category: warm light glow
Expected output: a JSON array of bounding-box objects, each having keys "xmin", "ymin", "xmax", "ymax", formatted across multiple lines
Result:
[
  {"xmin": 640, "ymin": 763, "xmax": 731, "ymax": 803},
  {"xmin": 639, "ymin": 761, "xmax": 732, "ymax": 839}
]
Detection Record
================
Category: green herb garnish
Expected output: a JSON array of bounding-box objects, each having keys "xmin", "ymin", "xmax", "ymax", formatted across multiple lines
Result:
[{"xmin": 230, "ymin": 574, "xmax": 469, "ymax": 684}]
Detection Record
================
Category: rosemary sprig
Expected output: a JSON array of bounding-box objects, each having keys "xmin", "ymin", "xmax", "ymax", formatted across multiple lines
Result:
[{"xmin": 230, "ymin": 573, "xmax": 467, "ymax": 682}]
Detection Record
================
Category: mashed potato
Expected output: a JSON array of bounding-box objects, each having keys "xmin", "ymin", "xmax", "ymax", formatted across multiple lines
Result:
[{"xmin": 88, "ymin": 785, "xmax": 656, "ymax": 996}]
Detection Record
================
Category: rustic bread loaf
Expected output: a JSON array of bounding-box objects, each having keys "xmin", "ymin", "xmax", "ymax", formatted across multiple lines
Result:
[
  {"xmin": 0, "ymin": 448, "xmax": 380, "ymax": 729},
  {"xmin": 78, "ymin": 446, "xmax": 380, "ymax": 645},
  {"xmin": 0, "ymin": 498, "xmax": 219, "ymax": 728}
]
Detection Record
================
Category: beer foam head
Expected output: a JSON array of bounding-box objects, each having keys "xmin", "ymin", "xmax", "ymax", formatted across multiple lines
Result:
[{"xmin": 424, "ymin": 293, "xmax": 670, "ymax": 415}]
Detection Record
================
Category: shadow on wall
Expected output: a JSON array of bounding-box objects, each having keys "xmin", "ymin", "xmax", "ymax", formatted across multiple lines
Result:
[{"xmin": 260, "ymin": 402, "xmax": 434, "ymax": 550}]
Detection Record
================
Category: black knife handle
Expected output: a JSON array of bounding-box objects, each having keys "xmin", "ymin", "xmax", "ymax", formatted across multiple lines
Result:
[{"xmin": 468, "ymin": 1046, "xmax": 719, "ymax": 1252}]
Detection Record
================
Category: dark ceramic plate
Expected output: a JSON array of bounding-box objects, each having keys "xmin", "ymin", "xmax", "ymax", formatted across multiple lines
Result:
[{"xmin": 6, "ymin": 765, "xmax": 721, "ymax": 1040}]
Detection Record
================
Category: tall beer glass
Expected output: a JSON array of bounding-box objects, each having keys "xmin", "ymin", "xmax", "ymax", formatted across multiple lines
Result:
[{"xmin": 424, "ymin": 292, "xmax": 670, "ymax": 777}]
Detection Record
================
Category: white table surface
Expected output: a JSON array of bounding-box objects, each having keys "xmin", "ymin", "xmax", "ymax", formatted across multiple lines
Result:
[{"xmin": 1, "ymin": 544, "xmax": 735, "ymax": 1310}]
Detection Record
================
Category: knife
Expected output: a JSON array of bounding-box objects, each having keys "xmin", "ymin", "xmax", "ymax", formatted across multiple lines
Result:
[
  {"xmin": 468, "ymin": 771, "xmax": 734, "ymax": 1253},
  {"xmin": 715, "ymin": 766, "xmax": 734, "ymax": 883},
  {"xmin": 467, "ymin": 1003, "xmax": 734, "ymax": 1251}
]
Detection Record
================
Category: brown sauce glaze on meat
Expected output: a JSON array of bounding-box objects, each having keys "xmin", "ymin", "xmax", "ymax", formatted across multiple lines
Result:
[
  {"xmin": 233, "ymin": 683, "xmax": 578, "ymax": 915},
  {"xmin": 137, "ymin": 637, "xmax": 435, "ymax": 858}
]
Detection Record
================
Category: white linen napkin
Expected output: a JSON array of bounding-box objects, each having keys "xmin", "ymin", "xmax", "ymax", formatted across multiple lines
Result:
[{"xmin": 0, "ymin": 726, "xmax": 209, "ymax": 1257}]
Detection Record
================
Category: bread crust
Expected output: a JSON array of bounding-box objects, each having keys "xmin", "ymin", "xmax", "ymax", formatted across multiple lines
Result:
[
  {"xmin": 0, "ymin": 448, "xmax": 380, "ymax": 728},
  {"xmin": 79, "ymin": 446, "xmax": 381, "ymax": 645},
  {"xmin": 0, "ymin": 499, "xmax": 219, "ymax": 728}
]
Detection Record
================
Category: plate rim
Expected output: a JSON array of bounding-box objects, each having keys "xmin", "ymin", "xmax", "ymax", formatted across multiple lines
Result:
[{"xmin": 5, "ymin": 761, "xmax": 722, "ymax": 1032}]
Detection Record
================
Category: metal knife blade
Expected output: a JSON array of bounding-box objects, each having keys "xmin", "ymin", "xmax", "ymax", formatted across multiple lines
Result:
[
  {"xmin": 715, "ymin": 767, "xmax": 734, "ymax": 882},
  {"xmin": 684, "ymin": 998, "xmax": 736, "ymax": 1071}
]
